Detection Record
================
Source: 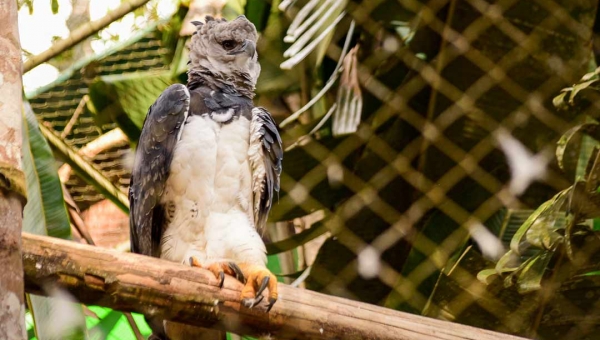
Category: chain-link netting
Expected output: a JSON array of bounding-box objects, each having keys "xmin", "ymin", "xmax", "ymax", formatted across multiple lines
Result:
[{"xmin": 263, "ymin": 1, "xmax": 600, "ymax": 339}]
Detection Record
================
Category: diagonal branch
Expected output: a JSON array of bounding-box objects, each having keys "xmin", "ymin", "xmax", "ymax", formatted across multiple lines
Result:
[
  {"xmin": 22, "ymin": 0, "xmax": 151, "ymax": 73},
  {"xmin": 38, "ymin": 122, "xmax": 130, "ymax": 212},
  {"xmin": 23, "ymin": 233, "xmax": 526, "ymax": 340},
  {"xmin": 61, "ymin": 96, "xmax": 89, "ymax": 139}
]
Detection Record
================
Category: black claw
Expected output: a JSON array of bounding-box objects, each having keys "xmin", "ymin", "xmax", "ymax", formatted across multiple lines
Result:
[
  {"xmin": 189, "ymin": 257, "xmax": 194, "ymax": 266},
  {"xmin": 219, "ymin": 271, "xmax": 225, "ymax": 288},
  {"xmin": 266, "ymin": 297, "xmax": 277, "ymax": 312},
  {"xmin": 256, "ymin": 276, "xmax": 269, "ymax": 297},
  {"xmin": 228, "ymin": 263, "xmax": 245, "ymax": 283},
  {"xmin": 253, "ymin": 295, "xmax": 264, "ymax": 307}
]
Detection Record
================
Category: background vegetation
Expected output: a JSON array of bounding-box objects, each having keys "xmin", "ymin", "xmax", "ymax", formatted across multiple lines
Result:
[{"xmin": 7, "ymin": 0, "xmax": 600, "ymax": 339}]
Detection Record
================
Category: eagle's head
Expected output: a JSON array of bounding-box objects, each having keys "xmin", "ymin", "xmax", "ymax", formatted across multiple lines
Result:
[{"xmin": 189, "ymin": 15, "xmax": 260, "ymax": 85}]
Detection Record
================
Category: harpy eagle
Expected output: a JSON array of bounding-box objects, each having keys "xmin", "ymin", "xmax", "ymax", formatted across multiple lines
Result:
[{"xmin": 129, "ymin": 15, "xmax": 282, "ymax": 337}]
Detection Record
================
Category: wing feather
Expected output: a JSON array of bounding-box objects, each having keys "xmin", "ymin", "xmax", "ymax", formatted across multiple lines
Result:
[
  {"xmin": 249, "ymin": 107, "xmax": 283, "ymax": 233},
  {"xmin": 129, "ymin": 84, "xmax": 190, "ymax": 257}
]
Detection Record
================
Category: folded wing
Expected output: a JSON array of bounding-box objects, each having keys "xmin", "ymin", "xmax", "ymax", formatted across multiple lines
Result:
[
  {"xmin": 248, "ymin": 107, "xmax": 283, "ymax": 234},
  {"xmin": 129, "ymin": 84, "xmax": 190, "ymax": 257}
]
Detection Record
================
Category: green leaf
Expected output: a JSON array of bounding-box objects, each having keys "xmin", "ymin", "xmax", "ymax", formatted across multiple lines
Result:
[
  {"xmin": 22, "ymin": 101, "xmax": 86, "ymax": 340},
  {"xmin": 86, "ymin": 306, "xmax": 152, "ymax": 340},
  {"xmin": 26, "ymin": 310, "xmax": 37, "ymax": 339},
  {"xmin": 554, "ymin": 67, "xmax": 600, "ymax": 110},
  {"xmin": 22, "ymin": 103, "xmax": 71, "ymax": 238},
  {"xmin": 494, "ymin": 250, "xmax": 521, "ymax": 274},
  {"xmin": 266, "ymin": 254, "xmax": 284, "ymax": 283},
  {"xmin": 20, "ymin": 0, "xmax": 34, "ymax": 14},
  {"xmin": 580, "ymin": 270, "xmax": 600, "ymax": 276},
  {"xmin": 515, "ymin": 250, "xmax": 554, "ymax": 294},
  {"xmin": 568, "ymin": 79, "xmax": 599, "ymax": 104},
  {"xmin": 552, "ymin": 90, "xmax": 570, "ymax": 111},
  {"xmin": 51, "ymin": 0, "xmax": 59, "ymax": 14},
  {"xmin": 556, "ymin": 123, "xmax": 600, "ymax": 174},
  {"xmin": 510, "ymin": 188, "xmax": 570, "ymax": 255},
  {"xmin": 581, "ymin": 66, "xmax": 600, "ymax": 81},
  {"xmin": 584, "ymin": 149, "xmax": 600, "ymax": 193},
  {"xmin": 477, "ymin": 268, "xmax": 499, "ymax": 285},
  {"xmin": 524, "ymin": 208, "xmax": 564, "ymax": 251}
]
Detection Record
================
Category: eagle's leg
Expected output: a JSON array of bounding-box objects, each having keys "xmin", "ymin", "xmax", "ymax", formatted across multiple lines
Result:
[
  {"xmin": 190, "ymin": 257, "xmax": 278, "ymax": 311},
  {"xmin": 236, "ymin": 263, "xmax": 278, "ymax": 312},
  {"xmin": 190, "ymin": 258, "xmax": 277, "ymax": 310},
  {"xmin": 189, "ymin": 257, "xmax": 245, "ymax": 288}
]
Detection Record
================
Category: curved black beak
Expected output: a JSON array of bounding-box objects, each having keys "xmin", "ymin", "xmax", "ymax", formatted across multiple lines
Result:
[{"xmin": 228, "ymin": 39, "xmax": 256, "ymax": 58}]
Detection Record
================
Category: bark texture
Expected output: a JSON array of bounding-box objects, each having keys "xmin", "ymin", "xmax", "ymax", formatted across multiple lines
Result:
[
  {"xmin": 23, "ymin": 233, "xmax": 527, "ymax": 340},
  {"xmin": 0, "ymin": 2, "xmax": 26, "ymax": 339},
  {"xmin": 0, "ymin": 192, "xmax": 26, "ymax": 340}
]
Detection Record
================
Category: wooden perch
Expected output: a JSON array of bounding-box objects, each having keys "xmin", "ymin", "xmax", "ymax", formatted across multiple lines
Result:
[{"xmin": 22, "ymin": 233, "xmax": 526, "ymax": 340}]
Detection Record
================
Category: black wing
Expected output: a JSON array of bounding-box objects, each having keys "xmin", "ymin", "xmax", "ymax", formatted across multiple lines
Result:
[
  {"xmin": 249, "ymin": 107, "xmax": 283, "ymax": 233},
  {"xmin": 129, "ymin": 84, "xmax": 190, "ymax": 257}
]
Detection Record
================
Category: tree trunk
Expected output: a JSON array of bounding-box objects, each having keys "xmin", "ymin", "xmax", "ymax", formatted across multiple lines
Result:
[
  {"xmin": 22, "ymin": 233, "xmax": 527, "ymax": 340},
  {"xmin": 0, "ymin": 2, "xmax": 26, "ymax": 339}
]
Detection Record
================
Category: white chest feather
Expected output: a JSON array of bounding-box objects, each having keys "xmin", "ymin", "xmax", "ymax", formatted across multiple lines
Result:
[{"xmin": 159, "ymin": 115, "xmax": 265, "ymax": 266}]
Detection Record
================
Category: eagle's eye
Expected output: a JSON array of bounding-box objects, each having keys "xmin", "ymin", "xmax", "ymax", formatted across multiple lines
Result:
[{"xmin": 221, "ymin": 40, "xmax": 236, "ymax": 51}]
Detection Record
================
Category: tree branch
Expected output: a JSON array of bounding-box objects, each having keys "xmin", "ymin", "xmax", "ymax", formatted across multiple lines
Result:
[
  {"xmin": 22, "ymin": 0, "xmax": 151, "ymax": 73},
  {"xmin": 22, "ymin": 233, "xmax": 526, "ymax": 340}
]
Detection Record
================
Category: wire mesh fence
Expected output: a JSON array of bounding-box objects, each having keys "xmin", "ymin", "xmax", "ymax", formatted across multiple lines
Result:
[
  {"xmin": 264, "ymin": 0, "xmax": 600, "ymax": 339},
  {"xmin": 27, "ymin": 0, "xmax": 600, "ymax": 338}
]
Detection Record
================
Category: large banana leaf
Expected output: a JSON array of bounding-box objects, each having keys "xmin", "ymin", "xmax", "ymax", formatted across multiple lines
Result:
[
  {"xmin": 22, "ymin": 103, "xmax": 72, "ymax": 239},
  {"xmin": 22, "ymin": 102, "xmax": 87, "ymax": 340}
]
